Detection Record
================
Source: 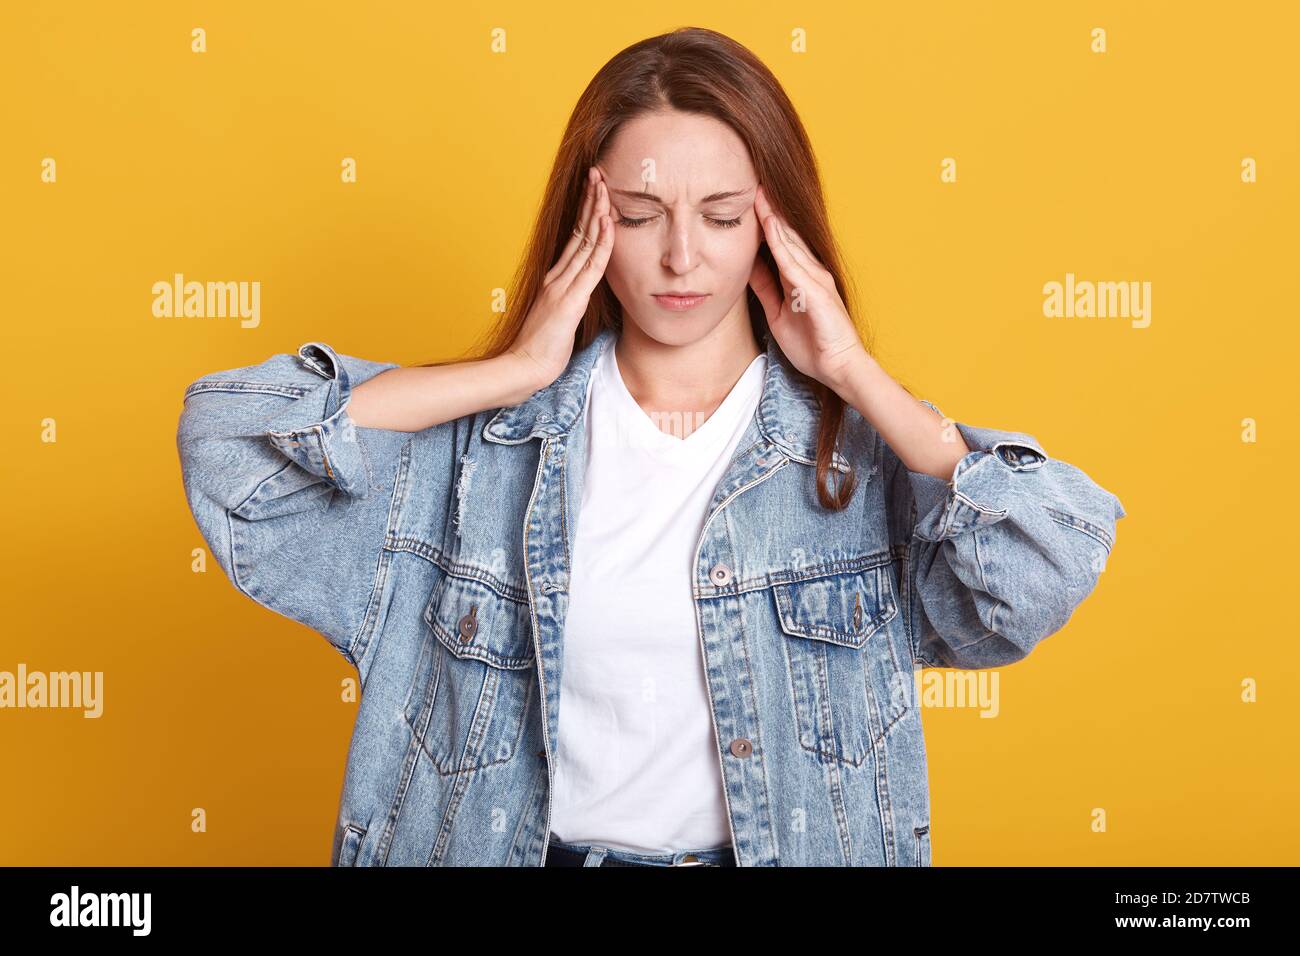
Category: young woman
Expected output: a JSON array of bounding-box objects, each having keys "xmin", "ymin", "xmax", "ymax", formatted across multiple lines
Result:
[{"xmin": 177, "ymin": 27, "xmax": 1125, "ymax": 867}]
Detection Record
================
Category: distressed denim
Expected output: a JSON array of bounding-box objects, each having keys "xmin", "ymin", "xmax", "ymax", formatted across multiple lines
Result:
[{"xmin": 175, "ymin": 326, "xmax": 1126, "ymax": 866}]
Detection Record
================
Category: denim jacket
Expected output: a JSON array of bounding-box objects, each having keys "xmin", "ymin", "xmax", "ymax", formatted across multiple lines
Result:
[{"xmin": 176, "ymin": 326, "xmax": 1125, "ymax": 866}]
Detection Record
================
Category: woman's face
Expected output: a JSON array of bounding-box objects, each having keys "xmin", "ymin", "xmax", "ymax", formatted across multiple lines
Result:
[{"xmin": 595, "ymin": 109, "xmax": 763, "ymax": 348}]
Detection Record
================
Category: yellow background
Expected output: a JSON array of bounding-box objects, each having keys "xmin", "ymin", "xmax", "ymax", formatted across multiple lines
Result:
[{"xmin": 2, "ymin": 1, "xmax": 1296, "ymax": 865}]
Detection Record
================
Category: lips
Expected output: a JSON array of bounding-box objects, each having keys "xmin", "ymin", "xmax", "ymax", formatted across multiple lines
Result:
[{"xmin": 652, "ymin": 292, "xmax": 710, "ymax": 311}]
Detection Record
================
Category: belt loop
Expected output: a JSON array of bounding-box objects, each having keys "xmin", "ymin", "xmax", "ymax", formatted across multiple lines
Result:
[{"xmin": 583, "ymin": 846, "xmax": 608, "ymax": 867}]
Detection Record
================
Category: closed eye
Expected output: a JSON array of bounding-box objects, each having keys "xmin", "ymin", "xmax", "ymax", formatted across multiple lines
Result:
[{"xmin": 615, "ymin": 214, "xmax": 744, "ymax": 229}]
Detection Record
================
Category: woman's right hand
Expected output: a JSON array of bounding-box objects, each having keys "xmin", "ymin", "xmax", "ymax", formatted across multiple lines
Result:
[{"xmin": 508, "ymin": 165, "xmax": 614, "ymax": 393}]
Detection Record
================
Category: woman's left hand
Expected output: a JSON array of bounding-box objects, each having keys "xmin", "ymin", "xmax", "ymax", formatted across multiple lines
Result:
[{"xmin": 748, "ymin": 184, "xmax": 867, "ymax": 395}]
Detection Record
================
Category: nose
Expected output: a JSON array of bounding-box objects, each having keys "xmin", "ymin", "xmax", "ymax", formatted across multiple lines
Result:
[{"xmin": 661, "ymin": 217, "xmax": 700, "ymax": 274}]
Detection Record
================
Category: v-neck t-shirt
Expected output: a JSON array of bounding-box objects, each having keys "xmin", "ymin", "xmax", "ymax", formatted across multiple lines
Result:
[{"xmin": 549, "ymin": 339, "xmax": 767, "ymax": 854}]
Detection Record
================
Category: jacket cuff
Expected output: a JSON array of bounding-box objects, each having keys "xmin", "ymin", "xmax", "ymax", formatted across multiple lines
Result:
[
  {"xmin": 909, "ymin": 399, "xmax": 1051, "ymax": 542},
  {"xmin": 263, "ymin": 342, "xmax": 372, "ymax": 498}
]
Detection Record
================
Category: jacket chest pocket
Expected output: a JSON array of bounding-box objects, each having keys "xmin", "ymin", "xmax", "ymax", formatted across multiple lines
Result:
[
  {"xmin": 402, "ymin": 571, "xmax": 537, "ymax": 775},
  {"xmin": 771, "ymin": 560, "xmax": 908, "ymax": 768}
]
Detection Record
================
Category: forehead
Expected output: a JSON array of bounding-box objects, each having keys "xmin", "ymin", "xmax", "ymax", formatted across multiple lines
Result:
[{"xmin": 599, "ymin": 109, "xmax": 755, "ymax": 199}]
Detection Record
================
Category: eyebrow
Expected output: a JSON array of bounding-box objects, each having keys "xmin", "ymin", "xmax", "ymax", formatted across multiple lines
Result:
[{"xmin": 608, "ymin": 186, "xmax": 754, "ymax": 205}]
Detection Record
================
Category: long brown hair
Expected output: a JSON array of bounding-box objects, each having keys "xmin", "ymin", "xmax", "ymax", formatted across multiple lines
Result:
[{"xmin": 417, "ymin": 26, "xmax": 873, "ymax": 510}]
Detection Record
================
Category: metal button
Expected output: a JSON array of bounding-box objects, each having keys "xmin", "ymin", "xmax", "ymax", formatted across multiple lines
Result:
[
  {"xmin": 852, "ymin": 591, "xmax": 863, "ymax": 630},
  {"xmin": 729, "ymin": 738, "xmax": 753, "ymax": 758},
  {"xmin": 709, "ymin": 563, "xmax": 733, "ymax": 586},
  {"xmin": 679, "ymin": 854, "xmax": 699, "ymax": 864},
  {"xmin": 457, "ymin": 604, "xmax": 478, "ymax": 642}
]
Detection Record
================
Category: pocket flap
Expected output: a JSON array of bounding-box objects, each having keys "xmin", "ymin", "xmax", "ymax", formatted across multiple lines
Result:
[
  {"xmin": 424, "ymin": 572, "xmax": 535, "ymax": 670},
  {"xmin": 772, "ymin": 563, "xmax": 897, "ymax": 649}
]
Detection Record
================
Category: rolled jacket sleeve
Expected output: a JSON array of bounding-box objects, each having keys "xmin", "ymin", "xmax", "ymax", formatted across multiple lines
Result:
[
  {"xmin": 890, "ymin": 399, "xmax": 1126, "ymax": 670},
  {"xmin": 187, "ymin": 342, "xmax": 396, "ymax": 506},
  {"xmin": 263, "ymin": 374, "xmax": 372, "ymax": 499},
  {"xmin": 176, "ymin": 341, "xmax": 411, "ymax": 673}
]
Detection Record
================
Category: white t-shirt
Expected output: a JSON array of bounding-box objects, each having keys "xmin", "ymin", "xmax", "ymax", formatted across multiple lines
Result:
[{"xmin": 550, "ymin": 338, "xmax": 767, "ymax": 854}]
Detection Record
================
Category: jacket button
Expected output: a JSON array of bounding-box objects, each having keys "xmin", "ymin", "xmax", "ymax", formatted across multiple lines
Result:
[
  {"xmin": 457, "ymin": 604, "xmax": 478, "ymax": 642},
  {"xmin": 536, "ymin": 749, "xmax": 546, "ymax": 758},
  {"xmin": 729, "ymin": 738, "xmax": 753, "ymax": 758},
  {"xmin": 709, "ymin": 563, "xmax": 733, "ymax": 586}
]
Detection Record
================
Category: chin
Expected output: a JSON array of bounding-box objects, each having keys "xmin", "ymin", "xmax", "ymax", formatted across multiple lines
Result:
[{"xmin": 622, "ymin": 310, "xmax": 724, "ymax": 349}]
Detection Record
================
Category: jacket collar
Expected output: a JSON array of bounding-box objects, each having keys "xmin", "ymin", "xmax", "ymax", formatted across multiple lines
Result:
[{"xmin": 482, "ymin": 326, "xmax": 850, "ymax": 473}]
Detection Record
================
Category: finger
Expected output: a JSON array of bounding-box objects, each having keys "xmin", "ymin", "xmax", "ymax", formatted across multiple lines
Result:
[
  {"xmin": 545, "ymin": 167, "xmax": 599, "ymax": 284},
  {"xmin": 782, "ymin": 232, "xmax": 833, "ymax": 294},
  {"xmin": 571, "ymin": 183, "xmax": 614, "ymax": 292},
  {"xmin": 546, "ymin": 167, "xmax": 597, "ymax": 283},
  {"xmin": 756, "ymin": 185, "xmax": 830, "ymax": 288},
  {"xmin": 571, "ymin": 212, "xmax": 614, "ymax": 298},
  {"xmin": 760, "ymin": 208, "xmax": 817, "ymax": 299},
  {"xmin": 557, "ymin": 177, "xmax": 610, "ymax": 289},
  {"xmin": 766, "ymin": 207, "xmax": 829, "ymax": 287},
  {"xmin": 754, "ymin": 185, "xmax": 804, "ymax": 294}
]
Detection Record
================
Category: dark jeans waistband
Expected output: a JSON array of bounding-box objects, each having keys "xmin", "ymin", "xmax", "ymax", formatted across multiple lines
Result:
[{"xmin": 544, "ymin": 833, "xmax": 737, "ymax": 867}]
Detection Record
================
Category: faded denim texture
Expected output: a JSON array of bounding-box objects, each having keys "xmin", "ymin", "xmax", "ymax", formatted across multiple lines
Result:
[{"xmin": 176, "ymin": 327, "xmax": 1126, "ymax": 866}]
